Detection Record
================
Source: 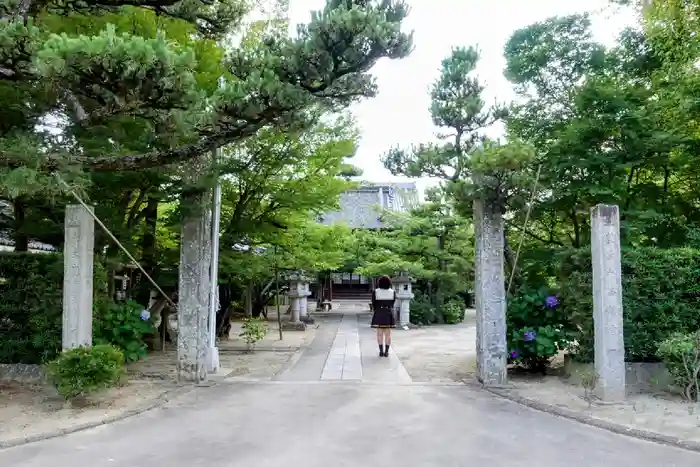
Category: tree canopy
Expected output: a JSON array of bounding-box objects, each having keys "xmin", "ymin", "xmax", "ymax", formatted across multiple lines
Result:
[{"xmin": 0, "ymin": 0, "xmax": 413, "ymax": 182}]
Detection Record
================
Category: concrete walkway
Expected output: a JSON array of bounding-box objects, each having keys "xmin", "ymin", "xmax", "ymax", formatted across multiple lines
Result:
[{"xmin": 1, "ymin": 313, "xmax": 699, "ymax": 466}]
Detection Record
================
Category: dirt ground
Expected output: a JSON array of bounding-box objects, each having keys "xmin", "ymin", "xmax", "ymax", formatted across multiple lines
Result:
[
  {"xmin": 130, "ymin": 316, "xmax": 317, "ymax": 381},
  {"xmin": 505, "ymin": 375, "xmax": 700, "ymax": 444},
  {"xmin": 0, "ymin": 380, "xmax": 173, "ymax": 446},
  {"xmin": 390, "ymin": 310, "xmax": 478, "ymax": 383}
]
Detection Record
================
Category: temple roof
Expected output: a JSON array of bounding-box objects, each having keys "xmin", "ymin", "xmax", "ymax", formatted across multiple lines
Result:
[{"xmin": 319, "ymin": 181, "xmax": 419, "ymax": 229}]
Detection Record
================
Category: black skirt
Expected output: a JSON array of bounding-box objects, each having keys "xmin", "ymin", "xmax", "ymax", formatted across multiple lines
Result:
[{"xmin": 371, "ymin": 306, "xmax": 396, "ymax": 328}]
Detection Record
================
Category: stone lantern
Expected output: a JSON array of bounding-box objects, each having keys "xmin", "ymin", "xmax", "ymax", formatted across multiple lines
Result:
[
  {"xmin": 284, "ymin": 271, "xmax": 312, "ymax": 330},
  {"xmin": 392, "ymin": 271, "xmax": 414, "ymax": 328}
]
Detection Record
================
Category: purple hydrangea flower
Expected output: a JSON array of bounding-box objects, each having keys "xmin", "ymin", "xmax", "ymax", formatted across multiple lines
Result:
[
  {"xmin": 545, "ymin": 295, "xmax": 559, "ymax": 309},
  {"xmin": 509, "ymin": 350, "xmax": 519, "ymax": 359},
  {"xmin": 140, "ymin": 310, "xmax": 151, "ymax": 321},
  {"xmin": 523, "ymin": 330, "xmax": 536, "ymax": 342}
]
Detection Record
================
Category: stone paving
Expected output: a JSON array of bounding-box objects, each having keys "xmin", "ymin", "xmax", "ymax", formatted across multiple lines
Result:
[
  {"xmin": 320, "ymin": 315, "xmax": 363, "ymax": 380},
  {"xmin": 278, "ymin": 311, "xmax": 412, "ymax": 384}
]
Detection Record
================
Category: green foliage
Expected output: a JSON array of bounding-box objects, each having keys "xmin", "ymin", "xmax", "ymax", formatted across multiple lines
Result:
[
  {"xmin": 1, "ymin": 0, "xmax": 413, "ymax": 181},
  {"xmin": 507, "ymin": 285, "xmax": 575, "ymax": 371},
  {"xmin": 382, "ymin": 46, "xmax": 536, "ymax": 215},
  {"xmin": 501, "ymin": 11, "xmax": 700, "ymax": 251},
  {"xmin": 558, "ymin": 247, "xmax": 700, "ymax": 363},
  {"xmin": 408, "ymin": 291, "xmax": 436, "ymax": 326},
  {"xmin": 657, "ymin": 331, "xmax": 700, "ymax": 402},
  {"xmin": 441, "ymin": 299, "xmax": 465, "ymax": 325},
  {"xmin": 239, "ymin": 317, "xmax": 268, "ymax": 351},
  {"xmin": 46, "ymin": 344, "xmax": 126, "ymax": 400},
  {"xmin": 406, "ymin": 291, "xmax": 466, "ymax": 326},
  {"xmin": 219, "ymin": 118, "xmax": 360, "ymax": 248},
  {"xmin": 214, "ymin": 118, "xmax": 362, "ymax": 289},
  {"xmin": 0, "ymin": 252, "xmax": 107, "ymax": 364},
  {"xmin": 93, "ymin": 300, "xmax": 155, "ymax": 362},
  {"xmin": 0, "ymin": 252, "xmax": 63, "ymax": 364}
]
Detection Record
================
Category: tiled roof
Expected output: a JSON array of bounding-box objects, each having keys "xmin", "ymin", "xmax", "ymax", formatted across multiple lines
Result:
[
  {"xmin": 0, "ymin": 232, "xmax": 57, "ymax": 252},
  {"xmin": 319, "ymin": 181, "xmax": 419, "ymax": 229},
  {"xmin": 0, "ymin": 200, "xmax": 57, "ymax": 252}
]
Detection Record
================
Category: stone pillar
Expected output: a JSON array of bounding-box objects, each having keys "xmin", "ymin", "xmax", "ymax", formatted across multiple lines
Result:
[
  {"xmin": 283, "ymin": 274, "xmax": 308, "ymax": 330},
  {"xmin": 178, "ymin": 158, "xmax": 212, "ymax": 383},
  {"xmin": 289, "ymin": 295, "xmax": 300, "ymax": 322},
  {"xmin": 298, "ymin": 285, "xmax": 308, "ymax": 319},
  {"xmin": 392, "ymin": 271, "xmax": 413, "ymax": 328},
  {"xmin": 299, "ymin": 279, "xmax": 314, "ymax": 324},
  {"xmin": 591, "ymin": 204, "xmax": 625, "ymax": 401},
  {"xmin": 62, "ymin": 205, "xmax": 95, "ymax": 350},
  {"xmin": 473, "ymin": 198, "xmax": 507, "ymax": 386}
]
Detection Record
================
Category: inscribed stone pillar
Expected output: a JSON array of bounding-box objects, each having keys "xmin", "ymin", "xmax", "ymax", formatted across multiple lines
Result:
[
  {"xmin": 473, "ymin": 198, "xmax": 507, "ymax": 386},
  {"xmin": 178, "ymin": 158, "xmax": 213, "ymax": 383},
  {"xmin": 62, "ymin": 205, "xmax": 95, "ymax": 350},
  {"xmin": 591, "ymin": 204, "xmax": 625, "ymax": 401}
]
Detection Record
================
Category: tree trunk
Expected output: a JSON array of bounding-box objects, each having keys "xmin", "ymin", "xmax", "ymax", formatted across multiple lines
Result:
[
  {"xmin": 245, "ymin": 281, "xmax": 253, "ymax": 317},
  {"xmin": 135, "ymin": 196, "xmax": 159, "ymax": 307},
  {"xmin": 12, "ymin": 198, "xmax": 28, "ymax": 252}
]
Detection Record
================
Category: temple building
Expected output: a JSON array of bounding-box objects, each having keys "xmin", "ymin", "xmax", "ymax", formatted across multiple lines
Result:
[{"xmin": 316, "ymin": 181, "xmax": 419, "ymax": 301}]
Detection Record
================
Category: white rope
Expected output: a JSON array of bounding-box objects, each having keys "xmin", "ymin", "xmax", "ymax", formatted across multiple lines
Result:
[
  {"xmin": 506, "ymin": 164, "xmax": 542, "ymax": 296},
  {"xmin": 54, "ymin": 174, "xmax": 177, "ymax": 311}
]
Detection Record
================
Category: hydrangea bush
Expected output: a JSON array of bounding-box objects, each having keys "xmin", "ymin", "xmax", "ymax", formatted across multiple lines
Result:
[
  {"xmin": 93, "ymin": 300, "xmax": 155, "ymax": 362},
  {"xmin": 506, "ymin": 285, "xmax": 576, "ymax": 371}
]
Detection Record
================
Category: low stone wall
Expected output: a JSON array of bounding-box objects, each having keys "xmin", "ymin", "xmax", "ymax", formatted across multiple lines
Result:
[
  {"xmin": 0, "ymin": 364, "xmax": 47, "ymax": 384},
  {"xmin": 563, "ymin": 355, "xmax": 674, "ymax": 395}
]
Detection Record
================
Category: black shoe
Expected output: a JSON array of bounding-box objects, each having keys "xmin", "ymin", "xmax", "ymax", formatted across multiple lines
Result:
[
  {"xmin": 379, "ymin": 345, "xmax": 385, "ymax": 357},
  {"xmin": 383, "ymin": 345, "xmax": 390, "ymax": 357}
]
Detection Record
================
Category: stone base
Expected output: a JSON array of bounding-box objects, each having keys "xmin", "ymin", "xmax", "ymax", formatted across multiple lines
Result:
[
  {"xmin": 0, "ymin": 364, "xmax": 47, "ymax": 384},
  {"xmin": 300, "ymin": 315, "xmax": 315, "ymax": 325},
  {"xmin": 207, "ymin": 346, "xmax": 220, "ymax": 373},
  {"xmin": 563, "ymin": 354, "xmax": 675, "ymax": 395},
  {"xmin": 585, "ymin": 395, "xmax": 634, "ymax": 407},
  {"xmin": 281, "ymin": 321, "xmax": 307, "ymax": 331}
]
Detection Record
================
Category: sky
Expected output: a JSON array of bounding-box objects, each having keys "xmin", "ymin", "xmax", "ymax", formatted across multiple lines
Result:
[{"xmin": 287, "ymin": 0, "xmax": 639, "ymax": 194}]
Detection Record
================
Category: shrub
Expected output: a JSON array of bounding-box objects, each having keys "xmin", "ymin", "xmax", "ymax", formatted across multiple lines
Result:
[
  {"xmin": 657, "ymin": 332, "xmax": 700, "ymax": 402},
  {"xmin": 0, "ymin": 252, "xmax": 107, "ymax": 364},
  {"xmin": 558, "ymin": 247, "xmax": 700, "ymax": 363},
  {"xmin": 46, "ymin": 344, "xmax": 126, "ymax": 399},
  {"xmin": 94, "ymin": 300, "xmax": 155, "ymax": 362},
  {"xmin": 507, "ymin": 285, "xmax": 576, "ymax": 371},
  {"xmin": 442, "ymin": 299, "xmax": 465, "ymax": 324},
  {"xmin": 409, "ymin": 291, "xmax": 436, "ymax": 325},
  {"xmin": 239, "ymin": 317, "xmax": 268, "ymax": 351}
]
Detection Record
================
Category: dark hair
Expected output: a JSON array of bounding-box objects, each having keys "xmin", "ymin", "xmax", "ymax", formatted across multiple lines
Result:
[{"xmin": 377, "ymin": 275, "xmax": 392, "ymax": 289}]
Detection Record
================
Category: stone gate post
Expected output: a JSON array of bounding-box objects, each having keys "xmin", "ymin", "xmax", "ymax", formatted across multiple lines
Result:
[
  {"xmin": 178, "ymin": 156, "xmax": 213, "ymax": 383},
  {"xmin": 62, "ymin": 204, "xmax": 95, "ymax": 350},
  {"xmin": 473, "ymin": 198, "xmax": 507, "ymax": 386},
  {"xmin": 591, "ymin": 204, "xmax": 625, "ymax": 401}
]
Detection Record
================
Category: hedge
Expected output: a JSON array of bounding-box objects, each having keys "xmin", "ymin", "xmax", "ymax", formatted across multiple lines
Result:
[
  {"xmin": 0, "ymin": 252, "xmax": 107, "ymax": 364},
  {"xmin": 556, "ymin": 247, "xmax": 700, "ymax": 362}
]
